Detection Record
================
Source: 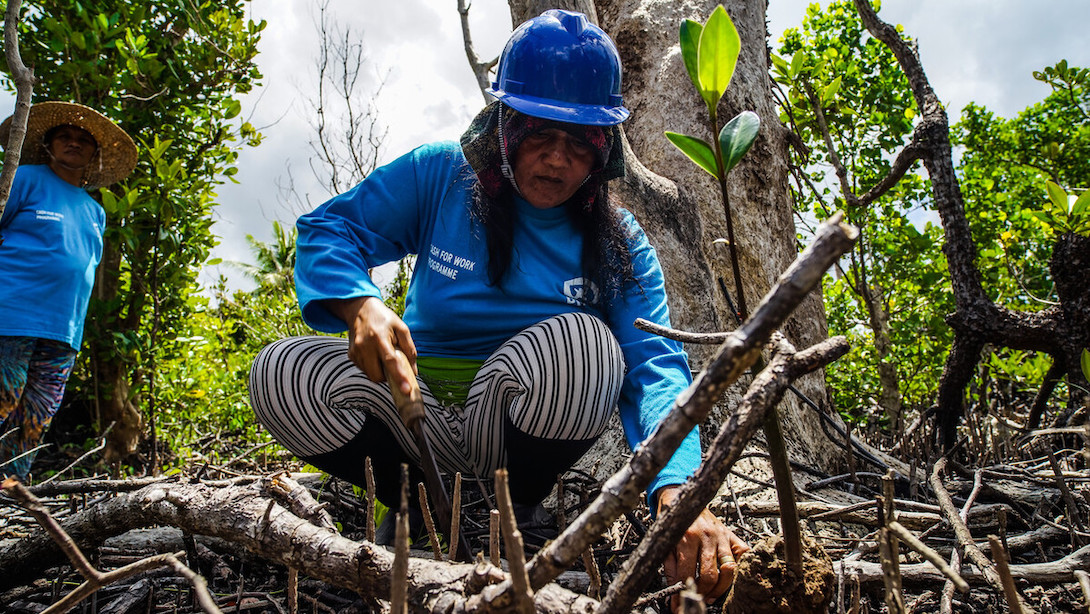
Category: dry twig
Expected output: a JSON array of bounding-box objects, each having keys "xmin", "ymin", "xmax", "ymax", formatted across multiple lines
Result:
[
  {"xmin": 495, "ymin": 469, "xmax": 534, "ymax": 614},
  {"xmin": 1, "ymin": 478, "xmax": 219, "ymax": 613},
  {"xmin": 989, "ymin": 534, "xmax": 1026, "ymax": 614}
]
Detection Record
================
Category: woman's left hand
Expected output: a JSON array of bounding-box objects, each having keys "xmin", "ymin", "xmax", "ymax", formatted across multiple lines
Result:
[{"xmin": 657, "ymin": 485, "xmax": 750, "ymax": 612}]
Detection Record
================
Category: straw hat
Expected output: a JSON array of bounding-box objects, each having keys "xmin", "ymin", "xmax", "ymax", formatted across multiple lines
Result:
[{"xmin": 0, "ymin": 101, "xmax": 138, "ymax": 188}]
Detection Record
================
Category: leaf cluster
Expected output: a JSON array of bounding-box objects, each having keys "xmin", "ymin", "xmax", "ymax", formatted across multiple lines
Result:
[
  {"xmin": 665, "ymin": 6, "xmax": 759, "ymax": 182},
  {"xmin": 776, "ymin": 1, "xmax": 945, "ymax": 422}
]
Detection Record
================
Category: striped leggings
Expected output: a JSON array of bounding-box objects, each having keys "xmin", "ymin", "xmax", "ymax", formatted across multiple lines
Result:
[{"xmin": 249, "ymin": 312, "xmax": 625, "ymax": 506}]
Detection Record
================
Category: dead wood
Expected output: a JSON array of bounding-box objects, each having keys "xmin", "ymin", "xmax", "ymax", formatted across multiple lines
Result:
[
  {"xmin": 929, "ymin": 459, "xmax": 1006, "ymax": 595},
  {"xmin": 0, "ymin": 474, "xmax": 598, "ymax": 613},
  {"xmin": 494, "ymin": 469, "xmax": 534, "ymax": 614},
  {"xmin": 839, "ymin": 544, "xmax": 1090, "ymax": 586},
  {"xmin": 729, "ymin": 499, "xmax": 1009, "ymax": 532},
  {"xmin": 602, "ymin": 333, "xmax": 851, "ymax": 612},
  {"xmin": 1, "ymin": 478, "xmax": 219, "ymax": 614},
  {"xmin": 520, "ymin": 214, "xmax": 856, "ymax": 598},
  {"xmin": 885, "ymin": 521, "xmax": 968, "ymax": 594},
  {"xmin": 989, "ymin": 535, "xmax": 1028, "ymax": 614}
]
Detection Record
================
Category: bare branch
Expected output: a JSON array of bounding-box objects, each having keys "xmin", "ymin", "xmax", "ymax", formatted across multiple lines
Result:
[
  {"xmin": 457, "ymin": 0, "xmax": 499, "ymax": 106},
  {"xmin": 0, "ymin": 0, "xmax": 36, "ymax": 220},
  {"xmin": 601, "ymin": 334, "xmax": 851, "ymax": 612},
  {"xmin": 525, "ymin": 215, "xmax": 856, "ymax": 597}
]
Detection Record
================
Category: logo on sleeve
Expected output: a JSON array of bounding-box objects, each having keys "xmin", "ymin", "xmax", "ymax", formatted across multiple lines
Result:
[{"xmin": 563, "ymin": 277, "xmax": 600, "ymax": 307}]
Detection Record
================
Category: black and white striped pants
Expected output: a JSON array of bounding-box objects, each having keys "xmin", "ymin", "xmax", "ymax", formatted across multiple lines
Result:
[{"xmin": 249, "ymin": 312, "xmax": 625, "ymax": 505}]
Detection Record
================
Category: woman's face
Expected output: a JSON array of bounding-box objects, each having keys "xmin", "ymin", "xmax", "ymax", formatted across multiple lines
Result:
[
  {"xmin": 46, "ymin": 125, "xmax": 98, "ymax": 170},
  {"xmin": 513, "ymin": 128, "xmax": 596, "ymax": 209}
]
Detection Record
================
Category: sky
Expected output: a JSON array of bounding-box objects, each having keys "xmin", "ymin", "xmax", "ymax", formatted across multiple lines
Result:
[{"xmin": 6, "ymin": 1, "xmax": 1089, "ymax": 291}]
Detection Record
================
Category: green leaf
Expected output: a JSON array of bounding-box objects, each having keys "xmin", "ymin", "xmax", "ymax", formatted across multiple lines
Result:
[
  {"xmin": 224, "ymin": 99, "xmax": 242, "ymax": 120},
  {"xmin": 697, "ymin": 5, "xmax": 741, "ymax": 109},
  {"xmin": 1071, "ymin": 190, "xmax": 1089, "ymax": 218},
  {"xmin": 789, "ymin": 50, "xmax": 804, "ymax": 79},
  {"xmin": 665, "ymin": 131, "xmax": 719, "ymax": 179},
  {"xmin": 679, "ymin": 19, "xmax": 703, "ymax": 94},
  {"xmin": 718, "ymin": 110, "xmax": 760, "ymax": 174},
  {"xmin": 1083, "ymin": 349, "xmax": 1090, "ymax": 383},
  {"xmin": 100, "ymin": 190, "xmax": 119, "ymax": 215},
  {"xmin": 770, "ymin": 53, "xmax": 788, "ymax": 75},
  {"xmin": 1046, "ymin": 180, "xmax": 1068, "ymax": 214},
  {"xmin": 822, "ymin": 76, "xmax": 842, "ymax": 104}
]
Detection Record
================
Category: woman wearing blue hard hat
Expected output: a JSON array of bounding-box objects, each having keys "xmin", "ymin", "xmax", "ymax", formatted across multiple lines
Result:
[{"xmin": 250, "ymin": 9, "xmax": 748, "ymax": 605}]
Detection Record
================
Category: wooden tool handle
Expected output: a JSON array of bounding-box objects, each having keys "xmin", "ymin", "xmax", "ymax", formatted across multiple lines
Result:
[{"xmin": 386, "ymin": 348, "xmax": 424, "ymax": 428}]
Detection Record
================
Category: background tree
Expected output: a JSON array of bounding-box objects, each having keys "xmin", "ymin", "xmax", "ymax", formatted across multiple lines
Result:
[
  {"xmin": 2, "ymin": 0, "xmax": 264, "ymax": 465},
  {"xmin": 774, "ymin": 1, "xmax": 947, "ymax": 438},
  {"xmin": 952, "ymin": 61, "xmax": 1090, "ymax": 430},
  {"xmin": 774, "ymin": 0, "xmax": 1089, "ymax": 449}
]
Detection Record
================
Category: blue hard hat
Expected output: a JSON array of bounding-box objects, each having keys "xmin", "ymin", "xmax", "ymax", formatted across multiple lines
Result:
[{"xmin": 489, "ymin": 10, "xmax": 630, "ymax": 126}]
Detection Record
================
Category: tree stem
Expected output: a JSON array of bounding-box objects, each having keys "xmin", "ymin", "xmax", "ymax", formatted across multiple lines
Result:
[{"xmin": 711, "ymin": 106, "xmax": 801, "ymax": 574}]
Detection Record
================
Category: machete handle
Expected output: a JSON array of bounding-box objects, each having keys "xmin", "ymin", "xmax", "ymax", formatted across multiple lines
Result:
[{"xmin": 385, "ymin": 348, "xmax": 424, "ymax": 428}]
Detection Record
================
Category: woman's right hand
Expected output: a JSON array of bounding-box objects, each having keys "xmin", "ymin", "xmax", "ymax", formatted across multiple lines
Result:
[{"xmin": 324, "ymin": 296, "xmax": 417, "ymax": 396}]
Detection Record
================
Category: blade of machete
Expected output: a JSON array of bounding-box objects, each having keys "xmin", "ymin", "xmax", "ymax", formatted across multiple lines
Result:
[{"xmin": 386, "ymin": 349, "xmax": 473, "ymax": 562}]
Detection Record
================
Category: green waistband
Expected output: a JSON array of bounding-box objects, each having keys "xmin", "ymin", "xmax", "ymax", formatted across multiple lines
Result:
[{"xmin": 416, "ymin": 355, "xmax": 484, "ymax": 408}]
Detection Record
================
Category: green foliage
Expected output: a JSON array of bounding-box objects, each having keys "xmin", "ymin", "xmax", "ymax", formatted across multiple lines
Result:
[
  {"xmin": 664, "ymin": 131, "xmax": 718, "ymax": 178},
  {"xmin": 382, "ymin": 256, "xmax": 415, "ymax": 317},
  {"xmin": 691, "ymin": 6, "xmax": 741, "ymax": 113},
  {"xmin": 232, "ymin": 220, "xmax": 297, "ymax": 293},
  {"xmin": 718, "ymin": 110, "xmax": 760, "ymax": 174},
  {"xmin": 152, "ymin": 220, "xmax": 305, "ymax": 465},
  {"xmin": 948, "ymin": 70, "xmax": 1090, "ymax": 406},
  {"xmin": 668, "ymin": 6, "xmax": 758, "ymax": 184},
  {"xmin": 152, "ymin": 275, "xmax": 309, "ymax": 466},
  {"xmin": 777, "ymin": 1, "xmax": 942, "ymax": 423},
  {"xmin": 780, "ymin": 3, "xmax": 1088, "ymax": 424},
  {"xmin": 1034, "ymin": 181, "xmax": 1090, "ymax": 236},
  {"xmin": 3, "ymin": 0, "xmax": 265, "ymax": 450}
]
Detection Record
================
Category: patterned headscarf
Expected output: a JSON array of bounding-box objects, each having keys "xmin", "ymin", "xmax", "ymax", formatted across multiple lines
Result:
[{"xmin": 460, "ymin": 102, "xmax": 625, "ymax": 203}]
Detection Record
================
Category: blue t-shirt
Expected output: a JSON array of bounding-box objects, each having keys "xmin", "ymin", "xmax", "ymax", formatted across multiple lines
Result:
[
  {"xmin": 295, "ymin": 142, "xmax": 700, "ymax": 496},
  {"xmin": 0, "ymin": 165, "xmax": 105, "ymax": 350}
]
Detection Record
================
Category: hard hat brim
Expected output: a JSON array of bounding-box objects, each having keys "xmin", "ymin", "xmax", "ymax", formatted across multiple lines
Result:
[{"xmin": 490, "ymin": 90, "xmax": 629, "ymax": 127}]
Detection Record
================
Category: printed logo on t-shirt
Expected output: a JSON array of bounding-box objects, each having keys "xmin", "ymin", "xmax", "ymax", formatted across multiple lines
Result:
[
  {"xmin": 427, "ymin": 243, "xmax": 477, "ymax": 281},
  {"xmin": 34, "ymin": 209, "xmax": 65, "ymax": 223},
  {"xmin": 563, "ymin": 277, "xmax": 600, "ymax": 307}
]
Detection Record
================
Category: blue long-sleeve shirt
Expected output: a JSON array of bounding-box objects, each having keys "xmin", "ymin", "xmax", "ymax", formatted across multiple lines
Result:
[
  {"xmin": 295, "ymin": 141, "xmax": 700, "ymax": 496},
  {"xmin": 0, "ymin": 165, "xmax": 104, "ymax": 350}
]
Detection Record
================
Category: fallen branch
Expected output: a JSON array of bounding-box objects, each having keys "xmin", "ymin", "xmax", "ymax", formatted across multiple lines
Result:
[
  {"xmin": 729, "ymin": 499, "xmax": 1009, "ymax": 532},
  {"xmin": 524, "ymin": 214, "xmax": 857, "ymax": 597},
  {"xmin": 840, "ymin": 544, "xmax": 1090, "ymax": 585},
  {"xmin": 1, "ymin": 478, "xmax": 219, "ymax": 613},
  {"xmin": 601, "ymin": 334, "xmax": 851, "ymax": 612},
  {"xmin": 930, "ymin": 458, "xmax": 1006, "ymax": 596},
  {"xmin": 0, "ymin": 477, "xmax": 598, "ymax": 613},
  {"xmin": 886, "ymin": 521, "xmax": 968, "ymax": 593}
]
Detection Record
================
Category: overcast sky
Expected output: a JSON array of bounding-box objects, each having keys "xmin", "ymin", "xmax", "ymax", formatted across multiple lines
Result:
[
  {"xmin": 7, "ymin": 1, "xmax": 1088, "ymax": 291},
  {"xmin": 204, "ymin": 0, "xmax": 1089, "ymax": 292}
]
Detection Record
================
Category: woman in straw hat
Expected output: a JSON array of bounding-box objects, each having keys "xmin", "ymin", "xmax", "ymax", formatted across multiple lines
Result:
[{"xmin": 0, "ymin": 101, "xmax": 136, "ymax": 480}]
